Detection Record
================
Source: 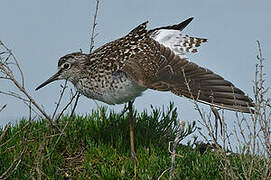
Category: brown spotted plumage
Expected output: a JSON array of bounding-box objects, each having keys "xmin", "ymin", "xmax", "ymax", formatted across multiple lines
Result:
[{"xmin": 36, "ymin": 17, "xmax": 254, "ymax": 113}]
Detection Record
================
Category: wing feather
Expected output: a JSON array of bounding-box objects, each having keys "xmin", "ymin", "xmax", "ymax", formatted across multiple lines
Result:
[{"xmin": 121, "ymin": 18, "xmax": 254, "ymax": 113}]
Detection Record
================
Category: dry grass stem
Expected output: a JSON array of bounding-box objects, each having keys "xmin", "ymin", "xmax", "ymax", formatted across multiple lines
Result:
[
  {"xmin": 89, "ymin": 0, "xmax": 100, "ymax": 53},
  {"xmin": 0, "ymin": 104, "xmax": 7, "ymax": 113},
  {"xmin": 169, "ymin": 120, "xmax": 185, "ymax": 180},
  {"xmin": 52, "ymin": 80, "xmax": 68, "ymax": 120},
  {"xmin": 0, "ymin": 41, "xmax": 56, "ymax": 128}
]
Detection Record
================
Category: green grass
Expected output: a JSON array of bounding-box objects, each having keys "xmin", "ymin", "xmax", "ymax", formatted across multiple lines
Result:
[{"xmin": 0, "ymin": 104, "xmax": 266, "ymax": 179}]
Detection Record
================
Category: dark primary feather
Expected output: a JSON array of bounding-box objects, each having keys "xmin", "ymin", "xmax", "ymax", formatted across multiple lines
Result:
[{"xmin": 149, "ymin": 17, "xmax": 194, "ymax": 33}]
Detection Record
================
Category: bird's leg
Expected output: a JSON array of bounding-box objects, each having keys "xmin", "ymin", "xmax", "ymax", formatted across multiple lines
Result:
[
  {"xmin": 119, "ymin": 103, "xmax": 129, "ymax": 118},
  {"xmin": 128, "ymin": 100, "xmax": 138, "ymax": 163}
]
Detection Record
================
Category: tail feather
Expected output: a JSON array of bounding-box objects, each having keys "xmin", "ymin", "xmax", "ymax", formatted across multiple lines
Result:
[
  {"xmin": 151, "ymin": 31, "xmax": 207, "ymax": 56},
  {"xmin": 181, "ymin": 36, "xmax": 208, "ymax": 53},
  {"xmin": 149, "ymin": 18, "xmax": 207, "ymax": 57}
]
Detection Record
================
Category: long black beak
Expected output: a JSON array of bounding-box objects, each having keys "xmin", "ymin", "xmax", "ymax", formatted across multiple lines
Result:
[{"xmin": 35, "ymin": 71, "xmax": 60, "ymax": 91}]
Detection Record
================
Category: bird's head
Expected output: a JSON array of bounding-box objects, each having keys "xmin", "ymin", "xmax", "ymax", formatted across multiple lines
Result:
[{"xmin": 35, "ymin": 52, "xmax": 87, "ymax": 91}]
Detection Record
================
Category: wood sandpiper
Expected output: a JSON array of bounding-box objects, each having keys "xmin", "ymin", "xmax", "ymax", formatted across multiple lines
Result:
[{"xmin": 36, "ymin": 17, "xmax": 254, "ymax": 161}]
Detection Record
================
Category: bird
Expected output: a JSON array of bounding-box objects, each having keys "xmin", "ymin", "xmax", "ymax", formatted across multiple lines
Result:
[{"xmin": 35, "ymin": 17, "xmax": 254, "ymax": 161}]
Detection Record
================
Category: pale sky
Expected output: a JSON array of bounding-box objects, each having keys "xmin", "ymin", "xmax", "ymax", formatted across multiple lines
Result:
[{"xmin": 0, "ymin": 0, "xmax": 271, "ymax": 138}]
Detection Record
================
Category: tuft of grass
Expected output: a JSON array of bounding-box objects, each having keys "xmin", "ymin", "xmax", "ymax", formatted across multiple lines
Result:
[{"xmin": 0, "ymin": 103, "xmax": 267, "ymax": 179}]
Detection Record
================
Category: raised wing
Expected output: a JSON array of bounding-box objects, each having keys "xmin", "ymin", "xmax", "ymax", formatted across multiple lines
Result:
[
  {"xmin": 121, "ymin": 18, "xmax": 254, "ymax": 113},
  {"xmin": 150, "ymin": 44, "xmax": 254, "ymax": 113}
]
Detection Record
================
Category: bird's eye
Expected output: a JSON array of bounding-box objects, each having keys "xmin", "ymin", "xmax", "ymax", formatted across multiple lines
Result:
[{"xmin": 63, "ymin": 63, "xmax": 70, "ymax": 69}]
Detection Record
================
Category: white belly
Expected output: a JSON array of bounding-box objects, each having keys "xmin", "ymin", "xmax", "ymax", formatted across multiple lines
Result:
[
  {"xmin": 74, "ymin": 72, "xmax": 147, "ymax": 105},
  {"xmin": 98, "ymin": 80, "xmax": 146, "ymax": 104}
]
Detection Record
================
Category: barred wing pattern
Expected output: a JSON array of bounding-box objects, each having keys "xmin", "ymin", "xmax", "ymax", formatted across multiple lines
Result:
[
  {"xmin": 122, "ymin": 18, "xmax": 254, "ymax": 113},
  {"xmin": 150, "ymin": 44, "xmax": 254, "ymax": 113}
]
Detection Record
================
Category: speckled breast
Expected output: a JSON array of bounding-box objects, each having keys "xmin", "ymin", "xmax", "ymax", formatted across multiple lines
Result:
[{"xmin": 74, "ymin": 71, "xmax": 147, "ymax": 105}]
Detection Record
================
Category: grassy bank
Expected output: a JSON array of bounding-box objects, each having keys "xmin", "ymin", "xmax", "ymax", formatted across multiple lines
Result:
[{"xmin": 0, "ymin": 104, "xmax": 267, "ymax": 179}]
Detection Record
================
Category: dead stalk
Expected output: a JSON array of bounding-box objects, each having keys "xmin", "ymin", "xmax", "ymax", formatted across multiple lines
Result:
[
  {"xmin": 89, "ymin": 0, "xmax": 100, "ymax": 53},
  {"xmin": 0, "ymin": 104, "xmax": 7, "ymax": 113},
  {"xmin": 0, "ymin": 41, "xmax": 57, "ymax": 129},
  {"xmin": 52, "ymin": 80, "xmax": 68, "ymax": 120},
  {"xmin": 169, "ymin": 120, "xmax": 185, "ymax": 180}
]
